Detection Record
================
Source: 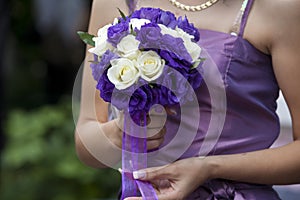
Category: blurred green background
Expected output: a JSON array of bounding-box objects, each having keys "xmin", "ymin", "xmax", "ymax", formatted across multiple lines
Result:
[{"xmin": 0, "ymin": 0, "xmax": 121, "ymax": 199}]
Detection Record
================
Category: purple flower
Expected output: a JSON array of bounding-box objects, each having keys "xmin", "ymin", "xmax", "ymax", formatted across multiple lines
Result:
[
  {"xmin": 90, "ymin": 50, "xmax": 119, "ymax": 81},
  {"xmin": 177, "ymin": 16, "xmax": 200, "ymax": 42},
  {"xmin": 159, "ymin": 34, "xmax": 192, "ymax": 62},
  {"xmin": 110, "ymin": 91, "xmax": 130, "ymax": 111},
  {"xmin": 157, "ymin": 10, "xmax": 177, "ymax": 28},
  {"xmin": 136, "ymin": 23, "xmax": 163, "ymax": 50},
  {"xmin": 159, "ymin": 50, "xmax": 192, "ymax": 77},
  {"xmin": 131, "ymin": 8, "xmax": 161, "ymax": 23},
  {"xmin": 188, "ymin": 68, "xmax": 203, "ymax": 89},
  {"xmin": 129, "ymin": 85, "xmax": 153, "ymax": 112},
  {"xmin": 90, "ymin": 54, "xmax": 100, "ymax": 81},
  {"xmin": 160, "ymin": 85, "xmax": 179, "ymax": 106},
  {"xmin": 97, "ymin": 70, "xmax": 115, "ymax": 102},
  {"xmin": 107, "ymin": 21, "xmax": 129, "ymax": 46},
  {"xmin": 128, "ymin": 85, "xmax": 155, "ymax": 124}
]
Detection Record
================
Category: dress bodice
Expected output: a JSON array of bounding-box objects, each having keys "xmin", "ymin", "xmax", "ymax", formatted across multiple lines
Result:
[{"xmin": 124, "ymin": 0, "xmax": 282, "ymax": 199}]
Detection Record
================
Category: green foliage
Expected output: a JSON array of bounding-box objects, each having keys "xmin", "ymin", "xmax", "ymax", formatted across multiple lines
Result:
[
  {"xmin": 1, "ymin": 99, "xmax": 121, "ymax": 200},
  {"xmin": 117, "ymin": 8, "xmax": 127, "ymax": 20},
  {"xmin": 77, "ymin": 31, "xmax": 96, "ymax": 47}
]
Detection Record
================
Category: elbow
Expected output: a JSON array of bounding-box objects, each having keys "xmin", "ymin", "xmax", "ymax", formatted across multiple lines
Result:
[{"xmin": 75, "ymin": 131, "xmax": 108, "ymax": 169}]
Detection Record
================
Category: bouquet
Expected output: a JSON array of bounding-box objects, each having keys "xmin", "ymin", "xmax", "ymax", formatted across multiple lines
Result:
[{"xmin": 78, "ymin": 7, "xmax": 204, "ymax": 199}]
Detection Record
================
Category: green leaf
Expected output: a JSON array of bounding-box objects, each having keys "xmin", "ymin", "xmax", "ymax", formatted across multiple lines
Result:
[
  {"xmin": 191, "ymin": 58, "xmax": 206, "ymax": 69},
  {"xmin": 77, "ymin": 31, "xmax": 95, "ymax": 47},
  {"xmin": 117, "ymin": 8, "xmax": 127, "ymax": 20}
]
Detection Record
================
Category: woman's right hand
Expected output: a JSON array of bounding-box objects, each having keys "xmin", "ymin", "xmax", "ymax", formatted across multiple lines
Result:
[{"xmin": 112, "ymin": 107, "xmax": 169, "ymax": 151}]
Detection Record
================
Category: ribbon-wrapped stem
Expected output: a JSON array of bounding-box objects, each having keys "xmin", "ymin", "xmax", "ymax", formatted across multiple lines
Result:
[{"xmin": 121, "ymin": 110, "xmax": 158, "ymax": 199}]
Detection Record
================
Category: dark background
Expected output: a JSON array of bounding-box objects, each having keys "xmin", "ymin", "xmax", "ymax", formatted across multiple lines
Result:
[{"xmin": 0, "ymin": 0, "xmax": 120, "ymax": 200}]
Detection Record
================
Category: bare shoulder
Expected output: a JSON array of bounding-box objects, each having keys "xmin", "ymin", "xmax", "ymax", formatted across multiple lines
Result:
[
  {"xmin": 89, "ymin": 0, "xmax": 128, "ymax": 34},
  {"xmin": 247, "ymin": 0, "xmax": 300, "ymax": 53},
  {"xmin": 262, "ymin": 1, "xmax": 300, "ymax": 38},
  {"xmin": 261, "ymin": 0, "xmax": 300, "ymax": 24}
]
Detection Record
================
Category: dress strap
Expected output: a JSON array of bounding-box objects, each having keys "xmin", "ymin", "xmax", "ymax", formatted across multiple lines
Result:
[
  {"xmin": 126, "ymin": 0, "xmax": 137, "ymax": 14},
  {"xmin": 230, "ymin": 0, "xmax": 254, "ymax": 36},
  {"xmin": 239, "ymin": 0, "xmax": 254, "ymax": 36}
]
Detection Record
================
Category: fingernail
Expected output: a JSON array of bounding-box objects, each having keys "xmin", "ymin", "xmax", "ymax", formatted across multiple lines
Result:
[
  {"xmin": 169, "ymin": 108, "xmax": 177, "ymax": 115},
  {"xmin": 118, "ymin": 168, "xmax": 122, "ymax": 174},
  {"xmin": 133, "ymin": 170, "xmax": 146, "ymax": 179}
]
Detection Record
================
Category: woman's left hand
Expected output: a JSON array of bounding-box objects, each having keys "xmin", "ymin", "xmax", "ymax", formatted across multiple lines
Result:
[{"xmin": 124, "ymin": 157, "xmax": 212, "ymax": 200}]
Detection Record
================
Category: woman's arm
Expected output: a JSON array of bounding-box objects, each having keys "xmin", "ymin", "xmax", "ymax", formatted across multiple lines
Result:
[
  {"xmin": 125, "ymin": 1, "xmax": 300, "ymax": 199},
  {"xmin": 209, "ymin": 0, "xmax": 300, "ymax": 185},
  {"xmin": 75, "ymin": 0, "xmax": 167, "ymax": 168},
  {"xmin": 75, "ymin": 0, "xmax": 129, "ymax": 168}
]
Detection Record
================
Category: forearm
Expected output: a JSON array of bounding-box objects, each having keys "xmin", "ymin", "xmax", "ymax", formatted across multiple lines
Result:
[
  {"xmin": 207, "ymin": 140, "xmax": 300, "ymax": 185},
  {"xmin": 75, "ymin": 119, "xmax": 122, "ymax": 168}
]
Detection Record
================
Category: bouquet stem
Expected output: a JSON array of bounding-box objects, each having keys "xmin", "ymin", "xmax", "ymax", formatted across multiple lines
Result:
[{"xmin": 121, "ymin": 111, "xmax": 158, "ymax": 199}]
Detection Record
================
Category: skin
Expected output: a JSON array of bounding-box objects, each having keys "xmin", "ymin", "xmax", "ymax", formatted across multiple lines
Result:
[{"xmin": 75, "ymin": 0, "xmax": 300, "ymax": 199}]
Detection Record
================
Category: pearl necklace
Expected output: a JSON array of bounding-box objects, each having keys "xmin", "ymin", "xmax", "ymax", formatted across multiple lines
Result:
[{"xmin": 168, "ymin": 0, "xmax": 219, "ymax": 11}]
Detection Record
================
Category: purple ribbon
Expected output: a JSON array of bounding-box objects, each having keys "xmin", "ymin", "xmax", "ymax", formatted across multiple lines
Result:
[{"xmin": 121, "ymin": 111, "xmax": 158, "ymax": 199}]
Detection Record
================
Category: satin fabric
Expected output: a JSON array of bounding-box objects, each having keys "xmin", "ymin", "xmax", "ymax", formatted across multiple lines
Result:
[
  {"xmin": 124, "ymin": 0, "xmax": 282, "ymax": 199},
  {"xmin": 186, "ymin": 180, "xmax": 281, "ymax": 200}
]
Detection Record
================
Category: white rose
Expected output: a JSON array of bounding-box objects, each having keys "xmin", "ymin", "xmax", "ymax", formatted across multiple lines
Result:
[
  {"xmin": 88, "ymin": 37, "xmax": 114, "ymax": 57},
  {"xmin": 88, "ymin": 24, "xmax": 114, "ymax": 57},
  {"xmin": 117, "ymin": 34, "xmax": 141, "ymax": 59},
  {"xmin": 175, "ymin": 27, "xmax": 201, "ymax": 62},
  {"xmin": 97, "ymin": 24, "xmax": 111, "ymax": 38},
  {"xmin": 108, "ymin": 58, "xmax": 140, "ymax": 90},
  {"xmin": 129, "ymin": 18, "xmax": 151, "ymax": 30},
  {"xmin": 158, "ymin": 24, "xmax": 179, "ymax": 38},
  {"xmin": 158, "ymin": 25, "xmax": 201, "ymax": 63},
  {"xmin": 137, "ymin": 51, "xmax": 165, "ymax": 82},
  {"xmin": 184, "ymin": 39, "xmax": 201, "ymax": 63},
  {"xmin": 175, "ymin": 27, "xmax": 194, "ymax": 41}
]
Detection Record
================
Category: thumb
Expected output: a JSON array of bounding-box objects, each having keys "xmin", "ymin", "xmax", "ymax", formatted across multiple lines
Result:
[{"xmin": 133, "ymin": 165, "xmax": 169, "ymax": 181}]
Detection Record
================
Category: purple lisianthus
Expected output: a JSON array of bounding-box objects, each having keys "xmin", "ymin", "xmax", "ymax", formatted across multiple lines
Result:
[
  {"xmin": 129, "ymin": 85, "xmax": 153, "ymax": 112},
  {"xmin": 159, "ymin": 34, "xmax": 192, "ymax": 63},
  {"xmin": 130, "ymin": 7, "xmax": 161, "ymax": 23},
  {"xmin": 90, "ymin": 54, "xmax": 100, "ymax": 81},
  {"xmin": 91, "ymin": 50, "xmax": 119, "ymax": 81},
  {"xmin": 107, "ymin": 21, "xmax": 129, "ymax": 46},
  {"xmin": 110, "ymin": 91, "xmax": 130, "ymax": 111},
  {"xmin": 136, "ymin": 23, "xmax": 163, "ymax": 50},
  {"xmin": 159, "ymin": 50, "xmax": 192, "ymax": 77},
  {"xmin": 177, "ymin": 16, "xmax": 200, "ymax": 42},
  {"xmin": 157, "ymin": 10, "xmax": 177, "ymax": 29},
  {"xmin": 97, "ymin": 70, "xmax": 115, "ymax": 102},
  {"xmin": 160, "ymin": 85, "xmax": 179, "ymax": 106},
  {"xmin": 188, "ymin": 68, "xmax": 203, "ymax": 89},
  {"xmin": 129, "ymin": 85, "xmax": 154, "ymax": 124}
]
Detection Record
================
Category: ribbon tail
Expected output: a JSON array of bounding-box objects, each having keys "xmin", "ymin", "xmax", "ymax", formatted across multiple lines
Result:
[{"xmin": 121, "ymin": 111, "xmax": 158, "ymax": 199}]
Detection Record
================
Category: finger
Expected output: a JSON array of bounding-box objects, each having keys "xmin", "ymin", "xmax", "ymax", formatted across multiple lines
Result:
[
  {"xmin": 157, "ymin": 192, "xmax": 181, "ymax": 200},
  {"xmin": 147, "ymin": 107, "xmax": 167, "ymax": 127},
  {"xmin": 114, "ymin": 110, "xmax": 124, "ymax": 131},
  {"xmin": 133, "ymin": 165, "xmax": 170, "ymax": 181},
  {"xmin": 147, "ymin": 126, "xmax": 166, "ymax": 140},
  {"xmin": 165, "ymin": 107, "xmax": 177, "ymax": 116},
  {"xmin": 147, "ymin": 114, "xmax": 166, "ymax": 129},
  {"xmin": 124, "ymin": 197, "xmax": 142, "ymax": 200},
  {"xmin": 147, "ymin": 137, "xmax": 164, "ymax": 150}
]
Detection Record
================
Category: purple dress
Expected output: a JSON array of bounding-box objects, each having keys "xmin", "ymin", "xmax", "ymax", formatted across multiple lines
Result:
[{"xmin": 126, "ymin": 0, "xmax": 282, "ymax": 199}]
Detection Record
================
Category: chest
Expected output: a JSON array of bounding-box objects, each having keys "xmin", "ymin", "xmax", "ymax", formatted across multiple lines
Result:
[{"xmin": 133, "ymin": 0, "xmax": 270, "ymax": 54}]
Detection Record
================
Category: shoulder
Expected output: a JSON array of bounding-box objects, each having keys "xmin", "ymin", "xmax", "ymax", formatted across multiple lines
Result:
[
  {"xmin": 254, "ymin": 0, "xmax": 300, "ymax": 51},
  {"xmin": 91, "ymin": 0, "xmax": 128, "ymax": 11},
  {"xmin": 89, "ymin": 0, "xmax": 128, "ymax": 34}
]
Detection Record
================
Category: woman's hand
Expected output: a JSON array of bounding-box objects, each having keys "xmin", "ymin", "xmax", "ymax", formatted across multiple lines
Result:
[
  {"xmin": 111, "ymin": 107, "xmax": 170, "ymax": 151},
  {"xmin": 124, "ymin": 157, "xmax": 212, "ymax": 200}
]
